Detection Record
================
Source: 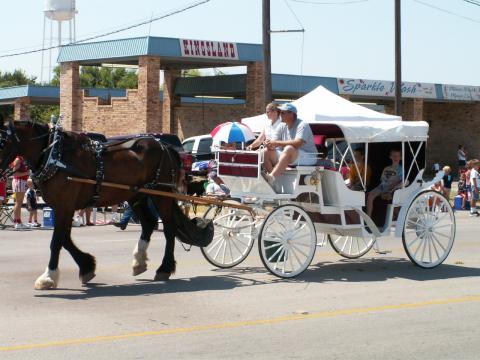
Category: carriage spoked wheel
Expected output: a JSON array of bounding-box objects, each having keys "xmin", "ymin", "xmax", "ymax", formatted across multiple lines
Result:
[
  {"xmin": 201, "ymin": 200, "xmax": 256, "ymax": 268},
  {"xmin": 258, "ymin": 205, "xmax": 316, "ymax": 278},
  {"xmin": 402, "ymin": 190, "xmax": 455, "ymax": 268},
  {"xmin": 328, "ymin": 233, "xmax": 375, "ymax": 259}
]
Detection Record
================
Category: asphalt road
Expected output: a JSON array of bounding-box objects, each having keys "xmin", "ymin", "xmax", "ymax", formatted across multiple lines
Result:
[{"xmin": 0, "ymin": 210, "xmax": 479, "ymax": 359}]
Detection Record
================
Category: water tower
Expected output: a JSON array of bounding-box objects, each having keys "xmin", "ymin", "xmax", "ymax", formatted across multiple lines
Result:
[{"xmin": 41, "ymin": 0, "xmax": 77, "ymax": 83}]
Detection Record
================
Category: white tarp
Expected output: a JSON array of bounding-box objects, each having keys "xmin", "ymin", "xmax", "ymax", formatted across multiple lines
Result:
[{"xmin": 241, "ymin": 85, "xmax": 429, "ymax": 143}]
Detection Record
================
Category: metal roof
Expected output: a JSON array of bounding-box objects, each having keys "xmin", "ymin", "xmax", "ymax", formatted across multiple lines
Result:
[{"xmin": 58, "ymin": 36, "xmax": 263, "ymax": 68}]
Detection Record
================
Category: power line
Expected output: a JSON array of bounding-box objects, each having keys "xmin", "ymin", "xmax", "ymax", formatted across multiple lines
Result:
[
  {"xmin": 290, "ymin": 0, "xmax": 368, "ymax": 5},
  {"xmin": 413, "ymin": 0, "xmax": 480, "ymax": 24},
  {"xmin": 0, "ymin": 0, "xmax": 211, "ymax": 59},
  {"xmin": 463, "ymin": 0, "xmax": 480, "ymax": 7},
  {"xmin": 284, "ymin": 0, "xmax": 305, "ymax": 29}
]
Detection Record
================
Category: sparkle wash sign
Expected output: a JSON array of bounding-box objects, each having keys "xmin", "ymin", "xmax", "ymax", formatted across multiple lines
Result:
[{"xmin": 180, "ymin": 39, "xmax": 239, "ymax": 60}]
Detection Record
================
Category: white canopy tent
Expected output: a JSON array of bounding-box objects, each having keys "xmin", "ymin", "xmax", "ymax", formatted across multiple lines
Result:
[{"xmin": 241, "ymin": 85, "xmax": 429, "ymax": 143}]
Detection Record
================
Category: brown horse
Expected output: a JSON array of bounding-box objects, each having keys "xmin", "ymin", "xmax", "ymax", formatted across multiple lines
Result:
[{"xmin": 0, "ymin": 119, "xmax": 209, "ymax": 290}]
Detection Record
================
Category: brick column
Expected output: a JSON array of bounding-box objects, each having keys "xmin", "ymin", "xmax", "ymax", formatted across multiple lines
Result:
[
  {"xmin": 138, "ymin": 56, "xmax": 161, "ymax": 133},
  {"xmin": 412, "ymin": 98, "xmax": 424, "ymax": 121},
  {"xmin": 13, "ymin": 98, "xmax": 30, "ymax": 120},
  {"xmin": 401, "ymin": 99, "xmax": 424, "ymax": 121},
  {"xmin": 60, "ymin": 62, "xmax": 81, "ymax": 131},
  {"xmin": 245, "ymin": 61, "xmax": 265, "ymax": 116},
  {"xmin": 162, "ymin": 68, "xmax": 181, "ymax": 134}
]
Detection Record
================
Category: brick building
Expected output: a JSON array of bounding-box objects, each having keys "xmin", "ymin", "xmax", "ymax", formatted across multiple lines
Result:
[{"xmin": 1, "ymin": 35, "xmax": 480, "ymax": 171}]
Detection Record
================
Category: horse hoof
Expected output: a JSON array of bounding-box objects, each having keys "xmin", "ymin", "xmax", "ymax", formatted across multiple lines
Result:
[
  {"xmin": 81, "ymin": 272, "xmax": 96, "ymax": 284},
  {"xmin": 34, "ymin": 278, "xmax": 56, "ymax": 290},
  {"xmin": 133, "ymin": 264, "xmax": 148, "ymax": 276},
  {"xmin": 154, "ymin": 272, "xmax": 171, "ymax": 281},
  {"xmin": 34, "ymin": 268, "xmax": 59, "ymax": 290}
]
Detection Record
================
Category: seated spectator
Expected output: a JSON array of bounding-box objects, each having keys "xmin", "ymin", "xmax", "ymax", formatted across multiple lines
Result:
[
  {"xmin": 348, "ymin": 148, "xmax": 372, "ymax": 191},
  {"xmin": 205, "ymin": 171, "xmax": 230, "ymax": 197},
  {"xmin": 366, "ymin": 149, "xmax": 403, "ymax": 218},
  {"xmin": 442, "ymin": 166, "xmax": 453, "ymax": 202},
  {"xmin": 246, "ymin": 103, "xmax": 283, "ymax": 151},
  {"xmin": 431, "ymin": 180, "xmax": 444, "ymax": 207},
  {"xmin": 263, "ymin": 103, "xmax": 317, "ymax": 186},
  {"xmin": 457, "ymin": 172, "xmax": 468, "ymax": 210}
]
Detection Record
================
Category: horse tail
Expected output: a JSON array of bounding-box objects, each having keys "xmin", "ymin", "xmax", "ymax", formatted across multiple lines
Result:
[{"xmin": 171, "ymin": 202, "xmax": 213, "ymax": 247}]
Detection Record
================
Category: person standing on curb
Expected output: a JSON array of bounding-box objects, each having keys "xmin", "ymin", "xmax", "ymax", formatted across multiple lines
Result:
[
  {"xmin": 469, "ymin": 159, "xmax": 480, "ymax": 217},
  {"xmin": 10, "ymin": 155, "xmax": 29, "ymax": 229}
]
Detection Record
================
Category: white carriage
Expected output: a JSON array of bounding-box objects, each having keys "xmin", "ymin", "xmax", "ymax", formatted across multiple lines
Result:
[{"xmin": 201, "ymin": 88, "xmax": 455, "ymax": 278}]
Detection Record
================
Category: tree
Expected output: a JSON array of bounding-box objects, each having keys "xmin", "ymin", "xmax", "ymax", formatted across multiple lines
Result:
[
  {"xmin": 0, "ymin": 69, "xmax": 36, "ymax": 87},
  {"xmin": 0, "ymin": 69, "xmax": 37, "ymax": 119},
  {"xmin": 51, "ymin": 65, "xmax": 138, "ymax": 89},
  {"xmin": 1, "ymin": 66, "xmax": 138, "ymax": 122},
  {"xmin": 181, "ymin": 69, "xmax": 202, "ymax": 77}
]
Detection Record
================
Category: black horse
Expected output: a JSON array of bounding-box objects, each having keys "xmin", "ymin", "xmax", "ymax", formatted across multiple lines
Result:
[{"xmin": 0, "ymin": 119, "xmax": 211, "ymax": 290}]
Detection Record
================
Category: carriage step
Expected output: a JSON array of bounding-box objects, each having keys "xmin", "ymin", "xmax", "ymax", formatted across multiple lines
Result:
[{"xmin": 374, "ymin": 249, "xmax": 392, "ymax": 255}]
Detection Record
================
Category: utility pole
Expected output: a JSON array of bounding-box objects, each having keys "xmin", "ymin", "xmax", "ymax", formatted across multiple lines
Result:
[
  {"xmin": 394, "ymin": 0, "xmax": 402, "ymax": 116},
  {"xmin": 263, "ymin": 0, "xmax": 272, "ymax": 104}
]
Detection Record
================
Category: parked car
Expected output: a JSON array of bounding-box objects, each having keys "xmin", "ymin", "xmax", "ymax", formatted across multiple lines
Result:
[{"xmin": 182, "ymin": 135, "xmax": 216, "ymax": 174}]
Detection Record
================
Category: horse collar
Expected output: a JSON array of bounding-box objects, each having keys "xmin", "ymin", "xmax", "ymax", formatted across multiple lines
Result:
[{"xmin": 31, "ymin": 126, "xmax": 65, "ymax": 186}]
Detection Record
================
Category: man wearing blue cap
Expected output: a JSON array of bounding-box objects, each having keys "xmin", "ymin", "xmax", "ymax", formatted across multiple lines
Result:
[{"xmin": 263, "ymin": 103, "xmax": 317, "ymax": 186}]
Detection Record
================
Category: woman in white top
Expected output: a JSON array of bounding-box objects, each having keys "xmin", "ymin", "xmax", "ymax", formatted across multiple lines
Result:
[{"xmin": 246, "ymin": 103, "xmax": 283, "ymax": 150}]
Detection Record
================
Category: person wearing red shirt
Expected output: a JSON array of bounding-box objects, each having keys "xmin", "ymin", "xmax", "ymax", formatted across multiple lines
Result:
[
  {"xmin": 0, "ymin": 175, "xmax": 6, "ymax": 206},
  {"xmin": 10, "ymin": 156, "xmax": 29, "ymax": 229}
]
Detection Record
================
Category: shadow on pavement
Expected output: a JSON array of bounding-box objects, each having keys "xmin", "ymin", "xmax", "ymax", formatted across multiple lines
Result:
[{"xmin": 34, "ymin": 258, "xmax": 480, "ymax": 300}]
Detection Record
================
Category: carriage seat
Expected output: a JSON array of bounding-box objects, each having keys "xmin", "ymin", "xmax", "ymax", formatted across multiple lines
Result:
[{"xmin": 320, "ymin": 170, "xmax": 364, "ymax": 207}]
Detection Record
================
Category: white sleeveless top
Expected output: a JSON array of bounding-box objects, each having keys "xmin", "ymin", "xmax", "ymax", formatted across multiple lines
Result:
[{"xmin": 264, "ymin": 118, "xmax": 283, "ymax": 141}]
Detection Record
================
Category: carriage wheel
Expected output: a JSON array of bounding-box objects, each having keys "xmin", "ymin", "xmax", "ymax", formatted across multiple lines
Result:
[
  {"xmin": 258, "ymin": 205, "xmax": 316, "ymax": 278},
  {"xmin": 201, "ymin": 201, "xmax": 256, "ymax": 268},
  {"xmin": 402, "ymin": 190, "xmax": 455, "ymax": 268},
  {"xmin": 328, "ymin": 234, "xmax": 375, "ymax": 259}
]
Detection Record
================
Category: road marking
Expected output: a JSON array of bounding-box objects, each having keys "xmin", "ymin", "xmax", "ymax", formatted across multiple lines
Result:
[{"xmin": 1, "ymin": 295, "xmax": 480, "ymax": 352}]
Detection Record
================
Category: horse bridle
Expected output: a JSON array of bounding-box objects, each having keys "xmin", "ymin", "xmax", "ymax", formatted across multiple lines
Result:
[{"xmin": 0, "ymin": 121, "xmax": 21, "ymax": 176}]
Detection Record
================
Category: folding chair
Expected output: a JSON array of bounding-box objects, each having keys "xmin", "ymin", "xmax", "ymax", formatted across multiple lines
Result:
[{"xmin": 0, "ymin": 205, "xmax": 14, "ymax": 229}]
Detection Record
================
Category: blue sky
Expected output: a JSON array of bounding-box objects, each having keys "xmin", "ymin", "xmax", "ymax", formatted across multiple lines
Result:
[{"xmin": 1, "ymin": 0, "xmax": 480, "ymax": 86}]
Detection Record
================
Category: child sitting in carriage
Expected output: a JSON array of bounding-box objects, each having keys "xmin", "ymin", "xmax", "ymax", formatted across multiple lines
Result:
[{"xmin": 366, "ymin": 148, "xmax": 403, "ymax": 218}]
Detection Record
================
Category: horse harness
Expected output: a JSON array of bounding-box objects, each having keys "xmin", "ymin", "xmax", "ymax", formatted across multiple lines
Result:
[{"xmin": 23, "ymin": 124, "xmax": 178, "ymax": 207}]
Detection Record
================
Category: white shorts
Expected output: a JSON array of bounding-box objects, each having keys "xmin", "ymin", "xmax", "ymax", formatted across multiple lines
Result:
[
  {"xmin": 12, "ymin": 178, "xmax": 27, "ymax": 193},
  {"xmin": 276, "ymin": 148, "xmax": 317, "ymax": 166}
]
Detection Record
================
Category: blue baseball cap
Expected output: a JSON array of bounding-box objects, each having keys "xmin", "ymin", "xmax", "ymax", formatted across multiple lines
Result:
[{"xmin": 278, "ymin": 103, "xmax": 297, "ymax": 114}]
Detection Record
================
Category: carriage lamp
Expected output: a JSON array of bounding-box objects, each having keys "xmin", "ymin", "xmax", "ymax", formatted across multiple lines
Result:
[{"xmin": 306, "ymin": 170, "xmax": 321, "ymax": 186}]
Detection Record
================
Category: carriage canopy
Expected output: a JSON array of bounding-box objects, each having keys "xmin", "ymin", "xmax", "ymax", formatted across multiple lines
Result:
[{"xmin": 242, "ymin": 85, "xmax": 429, "ymax": 143}]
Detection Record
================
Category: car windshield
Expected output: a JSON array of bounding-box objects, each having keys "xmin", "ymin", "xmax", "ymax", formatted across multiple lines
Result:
[
  {"xmin": 198, "ymin": 138, "xmax": 213, "ymax": 154},
  {"xmin": 183, "ymin": 140, "xmax": 195, "ymax": 153}
]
